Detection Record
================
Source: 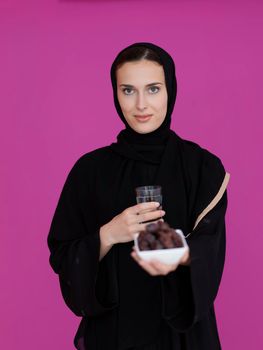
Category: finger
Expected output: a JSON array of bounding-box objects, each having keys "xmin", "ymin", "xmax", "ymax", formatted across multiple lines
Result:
[
  {"xmin": 130, "ymin": 201, "xmax": 160, "ymax": 214},
  {"xmin": 180, "ymin": 247, "xmax": 189, "ymax": 261},
  {"xmin": 136, "ymin": 207, "xmax": 159, "ymax": 214},
  {"xmin": 130, "ymin": 251, "xmax": 141, "ymax": 263},
  {"xmin": 180, "ymin": 248, "xmax": 190, "ymax": 265},
  {"xmin": 181, "ymin": 251, "xmax": 188, "ymax": 263},
  {"xmin": 131, "ymin": 221, "xmax": 162, "ymax": 236},
  {"xmin": 149, "ymin": 259, "xmax": 177, "ymax": 275},
  {"xmin": 139, "ymin": 209, "xmax": 165, "ymax": 222},
  {"xmin": 130, "ymin": 212, "xmax": 165, "ymax": 228},
  {"xmin": 138, "ymin": 260, "xmax": 160, "ymax": 275},
  {"xmin": 131, "ymin": 248, "xmax": 176, "ymax": 275}
]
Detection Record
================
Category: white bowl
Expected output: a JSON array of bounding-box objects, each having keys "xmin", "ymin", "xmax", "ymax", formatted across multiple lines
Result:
[{"xmin": 133, "ymin": 229, "xmax": 189, "ymax": 265}]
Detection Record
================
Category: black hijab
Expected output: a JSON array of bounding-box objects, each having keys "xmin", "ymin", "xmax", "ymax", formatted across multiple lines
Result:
[{"xmin": 110, "ymin": 42, "xmax": 177, "ymax": 164}]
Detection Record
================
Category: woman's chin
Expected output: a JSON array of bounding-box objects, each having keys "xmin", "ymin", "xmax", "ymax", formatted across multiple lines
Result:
[{"xmin": 131, "ymin": 124, "xmax": 159, "ymax": 134}]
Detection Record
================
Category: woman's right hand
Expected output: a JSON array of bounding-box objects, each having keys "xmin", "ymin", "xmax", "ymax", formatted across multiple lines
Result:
[{"xmin": 100, "ymin": 202, "xmax": 165, "ymax": 246}]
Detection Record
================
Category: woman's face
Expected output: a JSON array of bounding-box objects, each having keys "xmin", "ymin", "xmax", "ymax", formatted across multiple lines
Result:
[{"xmin": 116, "ymin": 60, "xmax": 168, "ymax": 134}]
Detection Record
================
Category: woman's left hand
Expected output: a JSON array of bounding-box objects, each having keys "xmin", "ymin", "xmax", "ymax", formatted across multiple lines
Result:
[{"xmin": 130, "ymin": 246, "xmax": 190, "ymax": 276}]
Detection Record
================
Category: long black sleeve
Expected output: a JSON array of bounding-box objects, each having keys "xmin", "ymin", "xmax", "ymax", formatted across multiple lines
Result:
[
  {"xmin": 47, "ymin": 157, "xmax": 118, "ymax": 317},
  {"xmin": 160, "ymin": 190, "xmax": 227, "ymax": 331}
]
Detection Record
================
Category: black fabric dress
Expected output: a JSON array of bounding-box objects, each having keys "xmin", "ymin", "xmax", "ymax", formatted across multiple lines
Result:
[
  {"xmin": 47, "ymin": 130, "xmax": 230, "ymax": 350},
  {"xmin": 47, "ymin": 42, "xmax": 230, "ymax": 349}
]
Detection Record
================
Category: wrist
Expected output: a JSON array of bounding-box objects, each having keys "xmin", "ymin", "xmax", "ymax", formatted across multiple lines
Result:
[{"xmin": 99, "ymin": 225, "xmax": 115, "ymax": 246}]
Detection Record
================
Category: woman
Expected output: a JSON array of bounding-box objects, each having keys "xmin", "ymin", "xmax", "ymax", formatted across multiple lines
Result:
[{"xmin": 47, "ymin": 42, "xmax": 230, "ymax": 350}]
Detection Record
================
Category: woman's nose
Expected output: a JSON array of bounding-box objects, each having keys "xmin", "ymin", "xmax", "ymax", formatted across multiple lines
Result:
[{"xmin": 136, "ymin": 91, "xmax": 148, "ymax": 111}]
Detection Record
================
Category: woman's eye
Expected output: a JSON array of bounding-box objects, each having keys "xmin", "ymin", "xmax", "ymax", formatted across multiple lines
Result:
[
  {"xmin": 149, "ymin": 86, "xmax": 160, "ymax": 94},
  {"xmin": 123, "ymin": 88, "xmax": 134, "ymax": 95},
  {"xmin": 122, "ymin": 86, "xmax": 160, "ymax": 95}
]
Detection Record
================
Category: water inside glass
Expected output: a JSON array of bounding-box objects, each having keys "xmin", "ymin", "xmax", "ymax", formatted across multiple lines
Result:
[{"xmin": 135, "ymin": 185, "xmax": 163, "ymax": 223}]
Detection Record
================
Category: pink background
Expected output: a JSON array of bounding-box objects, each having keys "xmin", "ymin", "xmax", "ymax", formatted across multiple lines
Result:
[{"xmin": 1, "ymin": 0, "xmax": 262, "ymax": 349}]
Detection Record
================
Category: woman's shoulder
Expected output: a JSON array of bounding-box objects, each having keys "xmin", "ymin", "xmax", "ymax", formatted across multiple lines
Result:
[
  {"xmin": 71, "ymin": 145, "xmax": 112, "ymax": 169},
  {"xmin": 175, "ymin": 133, "xmax": 225, "ymax": 172},
  {"xmin": 63, "ymin": 145, "xmax": 112, "ymax": 185},
  {"xmin": 175, "ymin": 134, "xmax": 230, "ymax": 214}
]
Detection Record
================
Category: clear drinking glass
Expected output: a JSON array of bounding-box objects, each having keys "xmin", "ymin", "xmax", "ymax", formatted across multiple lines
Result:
[{"xmin": 135, "ymin": 185, "xmax": 163, "ymax": 223}]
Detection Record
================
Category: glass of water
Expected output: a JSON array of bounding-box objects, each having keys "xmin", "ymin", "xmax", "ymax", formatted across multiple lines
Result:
[{"xmin": 135, "ymin": 185, "xmax": 163, "ymax": 223}]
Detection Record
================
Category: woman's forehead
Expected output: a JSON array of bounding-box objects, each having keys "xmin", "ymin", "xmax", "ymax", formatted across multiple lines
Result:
[{"xmin": 116, "ymin": 60, "xmax": 165, "ymax": 86}]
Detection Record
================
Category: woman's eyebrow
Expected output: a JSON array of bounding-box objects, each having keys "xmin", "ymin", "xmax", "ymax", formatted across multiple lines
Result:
[{"xmin": 119, "ymin": 82, "xmax": 163, "ymax": 87}]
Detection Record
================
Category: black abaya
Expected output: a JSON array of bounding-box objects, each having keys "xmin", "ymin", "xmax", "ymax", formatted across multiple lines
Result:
[
  {"xmin": 47, "ymin": 42, "xmax": 230, "ymax": 350},
  {"xmin": 47, "ymin": 131, "xmax": 229, "ymax": 350}
]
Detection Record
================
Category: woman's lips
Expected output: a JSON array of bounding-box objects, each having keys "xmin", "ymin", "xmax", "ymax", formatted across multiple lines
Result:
[{"xmin": 134, "ymin": 115, "xmax": 152, "ymax": 122}]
